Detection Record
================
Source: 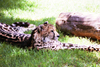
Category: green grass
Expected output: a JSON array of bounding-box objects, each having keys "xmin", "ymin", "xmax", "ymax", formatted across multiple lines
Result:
[{"xmin": 0, "ymin": 0, "xmax": 100, "ymax": 67}]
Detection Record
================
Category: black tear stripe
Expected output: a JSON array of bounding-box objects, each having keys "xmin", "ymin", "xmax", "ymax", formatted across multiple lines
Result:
[{"xmin": 52, "ymin": 31, "xmax": 55, "ymax": 39}]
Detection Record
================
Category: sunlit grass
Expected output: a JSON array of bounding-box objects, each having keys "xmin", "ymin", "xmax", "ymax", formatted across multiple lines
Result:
[
  {"xmin": 1, "ymin": 0, "xmax": 100, "ymax": 22},
  {"xmin": 0, "ymin": 0, "xmax": 100, "ymax": 67}
]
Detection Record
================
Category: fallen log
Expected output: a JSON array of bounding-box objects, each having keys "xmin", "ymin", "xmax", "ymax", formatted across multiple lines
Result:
[{"xmin": 56, "ymin": 12, "xmax": 100, "ymax": 40}]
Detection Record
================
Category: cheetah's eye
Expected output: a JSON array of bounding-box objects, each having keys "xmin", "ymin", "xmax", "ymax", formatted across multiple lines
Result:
[{"xmin": 51, "ymin": 30, "xmax": 53, "ymax": 32}]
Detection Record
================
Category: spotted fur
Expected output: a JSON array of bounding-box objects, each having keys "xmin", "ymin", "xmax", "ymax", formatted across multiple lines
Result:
[{"xmin": 0, "ymin": 21, "xmax": 100, "ymax": 51}]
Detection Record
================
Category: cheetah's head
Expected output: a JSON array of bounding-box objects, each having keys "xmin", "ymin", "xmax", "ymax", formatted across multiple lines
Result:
[{"xmin": 32, "ymin": 21, "xmax": 60, "ymax": 43}]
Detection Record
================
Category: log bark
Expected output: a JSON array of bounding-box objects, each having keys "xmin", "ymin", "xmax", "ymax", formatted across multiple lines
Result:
[{"xmin": 56, "ymin": 12, "xmax": 100, "ymax": 40}]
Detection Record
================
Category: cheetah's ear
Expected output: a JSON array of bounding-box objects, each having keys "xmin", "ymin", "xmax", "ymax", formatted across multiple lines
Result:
[
  {"xmin": 43, "ymin": 21, "xmax": 48, "ymax": 26},
  {"xmin": 37, "ymin": 25, "xmax": 43, "ymax": 33},
  {"xmin": 37, "ymin": 21, "xmax": 48, "ymax": 33}
]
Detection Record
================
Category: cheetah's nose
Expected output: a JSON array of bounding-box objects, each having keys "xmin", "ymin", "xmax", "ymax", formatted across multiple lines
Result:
[{"xmin": 57, "ymin": 35, "xmax": 60, "ymax": 37}]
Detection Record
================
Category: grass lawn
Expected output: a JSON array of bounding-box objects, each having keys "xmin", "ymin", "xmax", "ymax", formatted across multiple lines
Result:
[{"xmin": 0, "ymin": 0, "xmax": 100, "ymax": 67}]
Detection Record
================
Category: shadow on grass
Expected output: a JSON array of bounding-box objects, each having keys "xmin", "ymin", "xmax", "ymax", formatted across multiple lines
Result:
[
  {"xmin": 0, "ymin": 0, "xmax": 37, "ymax": 11},
  {"xmin": 0, "ymin": 15, "xmax": 55, "ymax": 26},
  {"xmin": 0, "ymin": 12, "xmax": 56, "ymax": 25}
]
